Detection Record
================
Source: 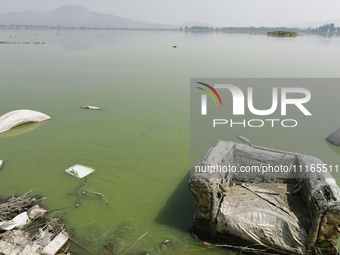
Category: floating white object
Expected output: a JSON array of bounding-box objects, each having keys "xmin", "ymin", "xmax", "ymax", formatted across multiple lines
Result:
[
  {"xmin": 42, "ymin": 232, "xmax": 68, "ymax": 255},
  {"xmin": 0, "ymin": 159, "xmax": 3, "ymax": 170},
  {"xmin": 0, "ymin": 109, "xmax": 51, "ymax": 134},
  {"xmin": 28, "ymin": 205, "xmax": 47, "ymax": 220},
  {"xmin": 80, "ymin": 105, "xmax": 101, "ymax": 110},
  {"xmin": 238, "ymin": 135, "xmax": 250, "ymax": 144},
  {"xmin": 65, "ymin": 164, "xmax": 95, "ymax": 178},
  {"xmin": 0, "ymin": 212, "xmax": 29, "ymax": 230}
]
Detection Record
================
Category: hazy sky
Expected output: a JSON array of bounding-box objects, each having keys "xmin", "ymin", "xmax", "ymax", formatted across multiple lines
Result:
[{"xmin": 1, "ymin": 0, "xmax": 340, "ymax": 27}]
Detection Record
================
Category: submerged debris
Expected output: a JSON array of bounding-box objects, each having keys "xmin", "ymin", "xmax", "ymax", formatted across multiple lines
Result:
[
  {"xmin": 121, "ymin": 231, "xmax": 148, "ymax": 255},
  {"xmin": 100, "ymin": 223, "xmax": 130, "ymax": 255},
  {"xmin": 237, "ymin": 135, "xmax": 250, "ymax": 144},
  {"xmin": 161, "ymin": 239, "xmax": 171, "ymax": 245},
  {"xmin": 67, "ymin": 178, "xmax": 108, "ymax": 208},
  {"xmin": 143, "ymin": 126, "xmax": 157, "ymax": 134},
  {"xmin": 80, "ymin": 105, "xmax": 101, "ymax": 110}
]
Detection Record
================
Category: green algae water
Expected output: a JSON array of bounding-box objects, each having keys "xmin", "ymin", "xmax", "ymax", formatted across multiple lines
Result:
[{"xmin": 1, "ymin": 30, "xmax": 340, "ymax": 254}]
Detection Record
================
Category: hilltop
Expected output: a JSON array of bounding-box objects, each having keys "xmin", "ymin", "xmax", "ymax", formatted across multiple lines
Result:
[{"xmin": 0, "ymin": 5, "xmax": 178, "ymax": 29}]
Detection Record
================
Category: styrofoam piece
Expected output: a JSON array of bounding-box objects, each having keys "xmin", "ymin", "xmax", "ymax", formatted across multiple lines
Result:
[
  {"xmin": 0, "ymin": 109, "xmax": 51, "ymax": 134},
  {"xmin": 19, "ymin": 244, "xmax": 42, "ymax": 255},
  {"xmin": 41, "ymin": 232, "xmax": 68, "ymax": 255},
  {"xmin": 0, "ymin": 212, "xmax": 29, "ymax": 230},
  {"xmin": 65, "ymin": 164, "xmax": 95, "ymax": 178}
]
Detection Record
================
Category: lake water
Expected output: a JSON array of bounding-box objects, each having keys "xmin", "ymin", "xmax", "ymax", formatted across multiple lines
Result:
[{"xmin": 0, "ymin": 29, "xmax": 340, "ymax": 254}]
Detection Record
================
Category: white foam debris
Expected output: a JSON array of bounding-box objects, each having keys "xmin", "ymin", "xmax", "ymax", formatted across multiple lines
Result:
[{"xmin": 65, "ymin": 164, "xmax": 95, "ymax": 178}]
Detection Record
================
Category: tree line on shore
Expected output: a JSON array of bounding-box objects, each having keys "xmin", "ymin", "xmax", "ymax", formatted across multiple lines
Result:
[
  {"xmin": 182, "ymin": 23, "xmax": 339, "ymax": 33},
  {"xmin": 1, "ymin": 23, "xmax": 338, "ymax": 32}
]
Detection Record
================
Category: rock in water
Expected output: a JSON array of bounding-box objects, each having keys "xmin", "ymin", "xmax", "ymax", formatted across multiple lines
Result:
[
  {"xmin": 0, "ymin": 110, "xmax": 51, "ymax": 134},
  {"xmin": 80, "ymin": 105, "xmax": 101, "ymax": 110}
]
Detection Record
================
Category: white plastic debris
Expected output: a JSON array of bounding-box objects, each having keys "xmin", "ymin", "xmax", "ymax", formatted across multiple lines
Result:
[
  {"xmin": 80, "ymin": 105, "xmax": 101, "ymax": 110},
  {"xmin": 28, "ymin": 205, "xmax": 47, "ymax": 220},
  {"xmin": 65, "ymin": 164, "xmax": 95, "ymax": 178},
  {"xmin": 0, "ymin": 109, "xmax": 51, "ymax": 134},
  {"xmin": 34, "ymin": 228, "xmax": 51, "ymax": 247},
  {"xmin": 0, "ymin": 212, "xmax": 29, "ymax": 230},
  {"xmin": 42, "ymin": 232, "xmax": 68, "ymax": 255}
]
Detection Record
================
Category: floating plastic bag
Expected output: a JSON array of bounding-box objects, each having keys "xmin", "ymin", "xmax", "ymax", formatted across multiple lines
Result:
[
  {"xmin": 33, "ymin": 228, "xmax": 51, "ymax": 247},
  {"xmin": 27, "ymin": 205, "xmax": 47, "ymax": 219}
]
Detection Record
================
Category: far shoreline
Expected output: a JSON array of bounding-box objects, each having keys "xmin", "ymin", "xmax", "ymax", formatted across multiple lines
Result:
[{"xmin": 0, "ymin": 26, "xmax": 339, "ymax": 35}]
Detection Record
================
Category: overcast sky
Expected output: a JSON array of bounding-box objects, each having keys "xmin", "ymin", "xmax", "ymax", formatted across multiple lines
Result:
[{"xmin": 1, "ymin": 0, "xmax": 340, "ymax": 27}]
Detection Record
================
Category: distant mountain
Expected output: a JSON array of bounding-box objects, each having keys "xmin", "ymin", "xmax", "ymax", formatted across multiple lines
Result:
[
  {"xmin": 0, "ymin": 5, "xmax": 178, "ymax": 29},
  {"xmin": 181, "ymin": 21, "xmax": 213, "ymax": 28},
  {"xmin": 286, "ymin": 18, "xmax": 339, "ymax": 28}
]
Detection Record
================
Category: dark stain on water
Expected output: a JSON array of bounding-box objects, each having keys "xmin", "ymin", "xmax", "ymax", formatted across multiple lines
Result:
[{"xmin": 100, "ymin": 223, "xmax": 130, "ymax": 255}]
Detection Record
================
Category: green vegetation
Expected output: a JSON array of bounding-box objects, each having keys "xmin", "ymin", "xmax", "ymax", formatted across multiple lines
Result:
[{"xmin": 267, "ymin": 31, "xmax": 298, "ymax": 37}]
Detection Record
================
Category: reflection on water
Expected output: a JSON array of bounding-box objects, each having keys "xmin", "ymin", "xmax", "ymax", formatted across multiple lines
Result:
[
  {"xmin": 310, "ymin": 32, "xmax": 340, "ymax": 37},
  {"xmin": 327, "ymin": 141, "xmax": 340, "ymax": 158},
  {"xmin": 0, "ymin": 121, "xmax": 47, "ymax": 139}
]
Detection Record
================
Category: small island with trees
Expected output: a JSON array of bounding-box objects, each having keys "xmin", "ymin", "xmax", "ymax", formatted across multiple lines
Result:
[{"xmin": 267, "ymin": 31, "xmax": 298, "ymax": 37}]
